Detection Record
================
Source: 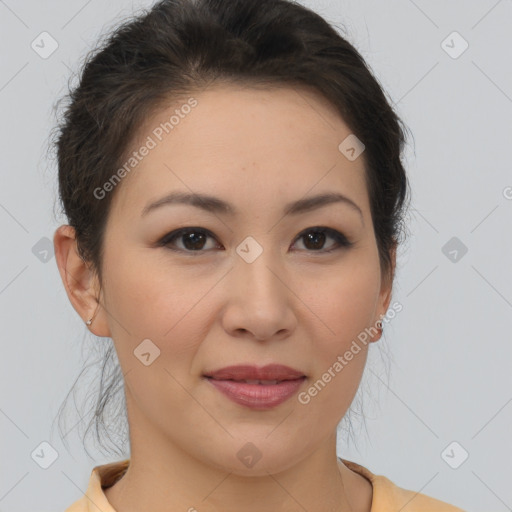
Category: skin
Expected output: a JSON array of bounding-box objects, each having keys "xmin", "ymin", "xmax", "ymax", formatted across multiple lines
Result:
[{"xmin": 54, "ymin": 84, "xmax": 396, "ymax": 512}]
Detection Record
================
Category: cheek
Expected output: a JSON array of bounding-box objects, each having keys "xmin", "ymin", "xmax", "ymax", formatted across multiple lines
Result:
[
  {"xmin": 302, "ymin": 254, "xmax": 381, "ymax": 351},
  {"xmin": 296, "ymin": 254, "xmax": 380, "ymax": 413},
  {"xmin": 101, "ymin": 247, "xmax": 212, "ymax": 364},
  {"xmin": 100, "ymin": 249, "xmax": 211, "ymax": 423},
  {"xmin": 296, "ymin": 263, "xmax": 378, "ymax": 424}
]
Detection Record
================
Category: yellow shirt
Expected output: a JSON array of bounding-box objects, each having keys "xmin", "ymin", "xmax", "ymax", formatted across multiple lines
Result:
[{"xmin": 64, "ymin": 458, "xmax": 466, "ymax": 511}]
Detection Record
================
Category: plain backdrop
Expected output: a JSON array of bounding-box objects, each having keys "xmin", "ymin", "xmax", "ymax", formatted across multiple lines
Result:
[{"xmin": 1, "ymin": 1, "xmax": 511, "ymax": 511}]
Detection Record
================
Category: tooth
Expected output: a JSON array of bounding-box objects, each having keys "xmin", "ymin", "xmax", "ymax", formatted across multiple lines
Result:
[{"xmin": 244, "ymin": 380, "xmax": 260, "ymax": 384}]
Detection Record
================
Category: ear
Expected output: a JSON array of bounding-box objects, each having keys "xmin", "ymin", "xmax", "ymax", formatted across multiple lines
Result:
[
  {"xmin": 53, "ymin": 225, "xmax": 111, "ymax": 337},
  {"xmin": 379, "ymin": 241, "xmax": 397, "ymax": 315},
  {"xmin": 370, "ymin": 241, "xmax": 397, "ymax": 342}
]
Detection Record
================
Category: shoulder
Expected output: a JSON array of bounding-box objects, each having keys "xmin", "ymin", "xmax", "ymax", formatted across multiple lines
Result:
[
  {"xmin": 340, "ymin": 458, "xmax": 466, "ymax": 512},
  {"xmin": 64, "ymin": 497, "xmax": 88, "ymax": 512},
  {"xmin": 63, "ymin": 459, "xmax": 130, "ymax": 512}
]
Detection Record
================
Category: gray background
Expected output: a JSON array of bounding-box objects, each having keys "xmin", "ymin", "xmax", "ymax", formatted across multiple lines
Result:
[{"xmin": 1, "ymin": 0, "xmax": 511, "ymax": 511}]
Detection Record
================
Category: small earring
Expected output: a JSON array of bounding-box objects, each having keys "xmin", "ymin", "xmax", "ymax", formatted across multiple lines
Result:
[
  {"xmin": 85, "ymin": 302, "xmax": 100, "ymax": 328},
  {"xmin": 377, "ymin": 320, "xmax": 383, "ymax": 330}
]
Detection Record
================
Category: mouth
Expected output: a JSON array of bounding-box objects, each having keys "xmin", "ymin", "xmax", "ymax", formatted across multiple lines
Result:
[
  {"xmin": 202, "ymin": 364, "xmax": 306, "ymax": 409},
  {"xmin": 202, "ymin": 363, "xmax": 306, "ymax": 381}
]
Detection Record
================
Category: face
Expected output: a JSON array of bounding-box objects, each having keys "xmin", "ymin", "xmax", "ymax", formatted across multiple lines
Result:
[{"xmin": 71, "ymin": 84, "xmax": 393, "ymax": 475}]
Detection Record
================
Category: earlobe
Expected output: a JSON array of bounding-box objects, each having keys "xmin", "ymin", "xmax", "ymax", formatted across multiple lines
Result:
[{"xmin": 53, "ymin": 225, "xmax": 111, "ymax": 337}]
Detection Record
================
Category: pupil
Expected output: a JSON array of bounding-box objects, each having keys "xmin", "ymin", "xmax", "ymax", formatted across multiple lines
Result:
[
  {"xmin": 184, "ymin": 232, "xmax": 205, "ymax": 250},
  {"xmin": 305, "ymin": 231, "xmax": 325, "ymax": 250}
]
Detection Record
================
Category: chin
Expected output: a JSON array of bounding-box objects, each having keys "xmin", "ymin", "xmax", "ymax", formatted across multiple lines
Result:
[{"xmin": 196, "ymin": 440, "xmax": 307, "ymax": 477}]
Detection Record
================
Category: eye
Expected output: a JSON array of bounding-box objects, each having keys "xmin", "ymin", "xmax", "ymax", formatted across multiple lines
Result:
[
  {"xmin": 291, "ymin": 226, "xmax": 354, "ymax": 253},
  {"xmin": 158, "ymin": 227, "xmax": 221, "ymax": 253},
  {"xmin": 157, "ymin": 226, "xmax": 354, "ymax": 254}
]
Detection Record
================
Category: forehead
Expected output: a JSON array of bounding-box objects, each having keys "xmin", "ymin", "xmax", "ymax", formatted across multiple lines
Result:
[{"xmin": 109, "ymin": 84, "xmax": 369, "ymax": 222}]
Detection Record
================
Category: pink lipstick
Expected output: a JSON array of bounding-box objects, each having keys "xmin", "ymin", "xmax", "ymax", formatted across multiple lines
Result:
[{"xmin": 203, "ymin": 364, "xmax": 306, "ymax": 410}]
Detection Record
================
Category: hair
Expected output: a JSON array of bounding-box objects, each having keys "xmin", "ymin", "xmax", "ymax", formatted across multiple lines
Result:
[{"xmin": 50, "ymin": 0, "xmax": 412, "ymax": 458}]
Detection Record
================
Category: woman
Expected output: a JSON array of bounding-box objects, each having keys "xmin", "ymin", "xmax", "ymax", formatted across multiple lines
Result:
[{"xmin": 53, "ymin": 0, "xmax": 465, "ymax": 510}]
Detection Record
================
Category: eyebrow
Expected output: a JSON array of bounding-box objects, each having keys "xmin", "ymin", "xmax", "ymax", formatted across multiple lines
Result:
[{"xmin": 141, "ymin": 191, "xmax": 363, "ymax": 223}]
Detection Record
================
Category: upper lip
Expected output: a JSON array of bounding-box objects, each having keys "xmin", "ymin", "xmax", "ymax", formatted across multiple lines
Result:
[{"xmin": 203, "ymin": 364, "xmax": 306, "ymax": 381}]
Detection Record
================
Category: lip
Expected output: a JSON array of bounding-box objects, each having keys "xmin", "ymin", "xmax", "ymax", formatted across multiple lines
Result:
[
  {"xmin": 203, "ymin": 364, "xmax": 306, "ymax": 410},
  {"xmin": 203, "ymin": 364, "xmax": 305, "ymax": 381}
]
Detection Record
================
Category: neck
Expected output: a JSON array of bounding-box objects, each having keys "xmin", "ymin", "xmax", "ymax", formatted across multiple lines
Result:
[
  {"xmin": 103, "ymin": 392, "xmax": 372, "ymax": 512},
  {"xmin": 104, "ymin": 438, "xmax": 364, "ymax": 512}
]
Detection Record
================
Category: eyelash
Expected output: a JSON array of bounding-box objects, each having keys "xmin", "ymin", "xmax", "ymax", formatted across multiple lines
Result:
[{"xmin": 157, "ymin": 226, "xmax": 354, "ymax": 255}]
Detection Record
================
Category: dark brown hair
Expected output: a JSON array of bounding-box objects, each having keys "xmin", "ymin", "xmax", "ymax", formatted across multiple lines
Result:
[{"xmin": 50, "ymin": 0, "xmax": 411, "ymax": 457}]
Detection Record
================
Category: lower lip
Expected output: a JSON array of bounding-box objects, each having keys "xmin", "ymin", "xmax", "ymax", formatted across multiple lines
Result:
[{"xmin": 204, "ymin": 377, "xmax": 306, "ymax": 409}]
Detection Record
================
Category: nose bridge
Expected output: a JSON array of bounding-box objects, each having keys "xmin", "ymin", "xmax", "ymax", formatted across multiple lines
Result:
[
  {"xmin": 219, "ymin": 228, "xmax": 299, "ymax": 341},
  {"xmin": 234, "ymin": 233, "xmax": 285, "ymax": 301}
]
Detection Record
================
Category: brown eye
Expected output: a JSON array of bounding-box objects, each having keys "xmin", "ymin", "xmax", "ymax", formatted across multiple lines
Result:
[
  {"xmin": 158, "ymin": 226, "xmax": 353, "ymax": 255},
  {"xmin": 159, "ymin": 228, "xmax": 220, "ymax": 253},
  {"xmin": 292, "ymin": 227, "xmax": 353, "ymax": 253}
]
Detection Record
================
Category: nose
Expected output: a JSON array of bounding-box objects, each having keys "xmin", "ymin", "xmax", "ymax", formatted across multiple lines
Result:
[{"xmin": 220, "ymin": 247, "xmax": 297, "ymax": 341}]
